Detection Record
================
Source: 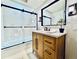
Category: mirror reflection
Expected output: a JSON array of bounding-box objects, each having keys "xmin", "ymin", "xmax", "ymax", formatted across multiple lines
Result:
[{"xmin": 43, "ymin": 0, "xmax": 65, "ymax": 26}]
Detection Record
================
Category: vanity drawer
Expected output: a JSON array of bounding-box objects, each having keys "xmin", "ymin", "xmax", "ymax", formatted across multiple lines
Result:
[
  {"xmin": 44, "ymin": 36, "xmax": 56, "ymax": 50},
  {"xmin": 44, "ymin": 45, "xmax": 56, "ymax": 59}
]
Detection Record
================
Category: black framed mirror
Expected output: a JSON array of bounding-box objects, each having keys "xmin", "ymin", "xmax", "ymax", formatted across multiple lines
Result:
[{"xmin": 41, "ymin": 0, "xmax": 67, "ymax": 26}]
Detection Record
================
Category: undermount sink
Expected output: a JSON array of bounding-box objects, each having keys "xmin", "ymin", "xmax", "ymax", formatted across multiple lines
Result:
[{"xmin": 45, "ymin": 31, "xmax": 57, "ymax": 34}]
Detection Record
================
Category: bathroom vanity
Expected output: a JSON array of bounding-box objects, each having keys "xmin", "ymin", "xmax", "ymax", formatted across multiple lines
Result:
[{"xmin": 32, "ymin": 31, "xmax": 66, "ymax": 59}]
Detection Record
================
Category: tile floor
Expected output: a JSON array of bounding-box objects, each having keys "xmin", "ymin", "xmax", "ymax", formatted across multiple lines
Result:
[{"xmin": 1, "ymin": 42, "xmax": 38, "ymax": 59}]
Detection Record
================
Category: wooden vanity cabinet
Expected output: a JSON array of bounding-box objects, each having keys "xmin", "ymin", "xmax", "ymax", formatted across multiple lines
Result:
[
  {"xmin": 32, "ymin": 32, "xmax": 65, "ymax": 59},
  {"xmin": 32, "ymin": 32, "xmax": 44, "ymax": 59},
  {"xmin": 44, "ymin": 35, "xmax": 65, "ymax": 59}
]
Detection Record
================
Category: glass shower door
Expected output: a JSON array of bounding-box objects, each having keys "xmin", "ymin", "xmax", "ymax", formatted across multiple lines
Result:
[
  {"xmin": 23, "ymin": 12, "xmax": 36, "ymax": 42},
  {"xmin": 1, "ymin": 5, "xmax": 37, "ymax": 49},
  {"xmin": 1, "ymin": 6, "xmax": 24, "ymax": 48}
]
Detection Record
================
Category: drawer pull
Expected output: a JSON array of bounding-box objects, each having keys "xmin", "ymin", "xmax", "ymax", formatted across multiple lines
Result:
[
  {"xmin": 45, "ymin": 40, "xmax": 52, "ymax": 44},
  {"xmin": 45, "ymin": 50, "xmax": 52, "ymax": 55}
]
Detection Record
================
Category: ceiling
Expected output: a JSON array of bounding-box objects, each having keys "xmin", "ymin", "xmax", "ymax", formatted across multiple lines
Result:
[
  {"xmin": 24, "ymin": 0, "xmax": 49, "ymax": 10},
  {"xmin": 13, "ymin": 0, "xmax": 58, "ymax": 10},
  {"xmin": 12, "ymin": 0, "xmax": 50, "ymax": 11},
  {"xmin": 45, "ymin": 0, "xmax": 65, "ymax": 14},
  {"xmin": 12, "ymin": 0, "xmax": 65, "ymax": 13}
]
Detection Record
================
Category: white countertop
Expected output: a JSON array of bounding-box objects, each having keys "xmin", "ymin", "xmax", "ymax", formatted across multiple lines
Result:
[{"xmin": 32, "ymin": 30, "xmax": 66, "ymax": 38}]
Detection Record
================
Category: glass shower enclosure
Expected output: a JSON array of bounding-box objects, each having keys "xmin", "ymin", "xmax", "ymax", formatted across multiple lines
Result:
[{"xmin": 1, "ymin": 3, "xmax": 37, "ymax": 49}]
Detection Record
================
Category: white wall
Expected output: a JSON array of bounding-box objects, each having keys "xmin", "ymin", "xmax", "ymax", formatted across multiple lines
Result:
[{"xmin": 65, "ymin": 0, "xmax": 77, "ymax": 59}]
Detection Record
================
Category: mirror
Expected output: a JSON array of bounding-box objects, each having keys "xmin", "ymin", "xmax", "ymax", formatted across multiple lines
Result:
[{"xmin": 41, "ymin": 0, "xmax": 66, "ymax": 26}]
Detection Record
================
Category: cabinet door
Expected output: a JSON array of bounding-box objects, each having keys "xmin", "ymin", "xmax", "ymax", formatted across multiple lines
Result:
[
  {"xmin": 37, "ymin": 34, "xmax": 43, "ymax": 59},
  {"xmin": 32, "ymin": 32, "xmax": 37, "ymax": 51},
  {"xmin": 44, "ymin": 45, "xmax": 55, "ymax": 59}
]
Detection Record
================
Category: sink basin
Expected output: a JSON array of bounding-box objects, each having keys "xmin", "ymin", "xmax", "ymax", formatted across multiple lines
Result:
[{"xmin": 45, "ymin": 31, "xmax": 57, "ymax": 34}]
